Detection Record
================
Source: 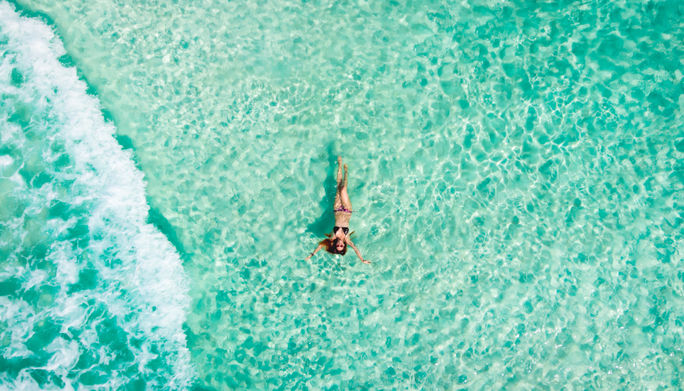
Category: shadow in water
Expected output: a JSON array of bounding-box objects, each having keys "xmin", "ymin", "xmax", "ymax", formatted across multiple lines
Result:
[
  {"xmin": 306, "ymin": 142, "xmax": 337, "ymax": 237},
  {"xmin": 147, "ymin": 203, "xmax": 189, "ymax": 261}
]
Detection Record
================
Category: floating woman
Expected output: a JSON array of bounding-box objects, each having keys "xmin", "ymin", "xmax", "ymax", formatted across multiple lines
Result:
[{"xmin": 306, "ymin": 157, "xmax": 370, "ymax": 264}]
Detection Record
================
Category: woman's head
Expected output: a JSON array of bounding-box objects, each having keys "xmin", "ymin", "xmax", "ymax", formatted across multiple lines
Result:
[{"xmin": 320, "ymin": 237, "xmax": 347, "ymax": 255}]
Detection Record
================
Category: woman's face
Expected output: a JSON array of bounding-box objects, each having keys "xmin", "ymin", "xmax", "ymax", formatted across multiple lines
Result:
[{"xmin": 335, "ymin": 240, "xmax": 345, "ymax": 252}]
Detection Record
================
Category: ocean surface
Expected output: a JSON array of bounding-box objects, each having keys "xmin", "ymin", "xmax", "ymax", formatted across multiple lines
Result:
[{"xmin": 1, "ymin": 0, "xmax": 681, "ymax": 389}]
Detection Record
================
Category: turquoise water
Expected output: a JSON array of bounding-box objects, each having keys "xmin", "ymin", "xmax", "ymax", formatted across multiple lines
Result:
[{"xmin": 1, "ymin": 0, "xmax": 681, "ymax": 388}]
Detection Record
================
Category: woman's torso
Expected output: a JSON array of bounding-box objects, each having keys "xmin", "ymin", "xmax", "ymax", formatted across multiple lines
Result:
[{"xmin": 334, "ymin": 211, "xmax": 351, "ymax": 227}]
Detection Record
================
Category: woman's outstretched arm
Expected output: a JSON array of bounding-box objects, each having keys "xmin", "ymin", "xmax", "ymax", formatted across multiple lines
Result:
[
  {"xmin": 305, "ymin": 244, "xmax": 324, "ymax": 261},
  {"xmin": 347, "ymin": 239, "xmax": 370, "ymax": 264}
]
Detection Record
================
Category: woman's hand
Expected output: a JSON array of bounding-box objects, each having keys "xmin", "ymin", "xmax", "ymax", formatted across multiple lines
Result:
[
  {"xmin": 305, "ymin": 245, "xmax": 322, "ymax": 261},
  {"xmin": 347, "ymin": 241, "xmax": 369, "ymax": 264}
]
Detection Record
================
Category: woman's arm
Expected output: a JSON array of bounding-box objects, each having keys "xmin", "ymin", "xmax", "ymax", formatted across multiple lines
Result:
[
  {"xmin": 305, "ymin": 244, "xmax": 324, "ymax": 261},
  {"xmin": 346, "ymin": 239, "xmax": 370, "ymax": 264}
]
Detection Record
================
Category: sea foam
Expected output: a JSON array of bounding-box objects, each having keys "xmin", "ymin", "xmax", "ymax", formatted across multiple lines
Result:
[{"xmin": 0, "ymin": 2, "xmax": 193, "ymax": 388}]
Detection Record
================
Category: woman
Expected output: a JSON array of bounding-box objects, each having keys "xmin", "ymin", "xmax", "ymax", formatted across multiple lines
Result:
[{"xmin": 305, "ymin": 157, "xmax": 370, "ymax": 264}]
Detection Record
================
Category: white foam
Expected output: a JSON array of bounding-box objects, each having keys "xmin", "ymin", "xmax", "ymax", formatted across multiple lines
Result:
[
  {"xmin": 45, "ymin": 337, "xmax": 79, "ymax": 372},
  {"xmin": 52, "ymin": 243, "xmax": 79, "ymax": 285},
  {"xmin": 0, "ymin": 155, "xmax": 12, "ymax": 167},
  {"xmin": 0, "ymin": 2, "xmax": 194, "ymax": 387},
  {"xmin": 0, "ymin": 297, "xmax": 35, "ymax": 359}
]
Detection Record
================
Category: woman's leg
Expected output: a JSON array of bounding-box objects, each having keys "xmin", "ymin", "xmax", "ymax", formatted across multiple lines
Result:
[
  {"xmin": 334, "ymin": 157, "xmax": 344, "ymax": 210},
  {"xmin": 339, "ymin": 164, "xmax": 352, "ymax": 211},
  {"xmin": 336, "ymin": 156, "xmax": 343, "ymax": 184}
]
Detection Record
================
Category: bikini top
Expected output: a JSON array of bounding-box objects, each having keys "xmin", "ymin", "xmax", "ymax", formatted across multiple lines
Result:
[{"xmin": 333, "ymin": 226, "xmax": 349, "ymax": 235}]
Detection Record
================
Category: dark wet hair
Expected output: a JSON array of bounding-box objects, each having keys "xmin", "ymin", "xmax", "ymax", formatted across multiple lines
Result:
[{"xmin": 319, "ymin": 236, "xmax": 348, "ymax": 255}]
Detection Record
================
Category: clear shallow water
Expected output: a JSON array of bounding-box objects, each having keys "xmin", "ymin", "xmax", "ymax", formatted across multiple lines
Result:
[{"xmin": 1, "ymin": 0, "xmax": 682, "ymax": 389}]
